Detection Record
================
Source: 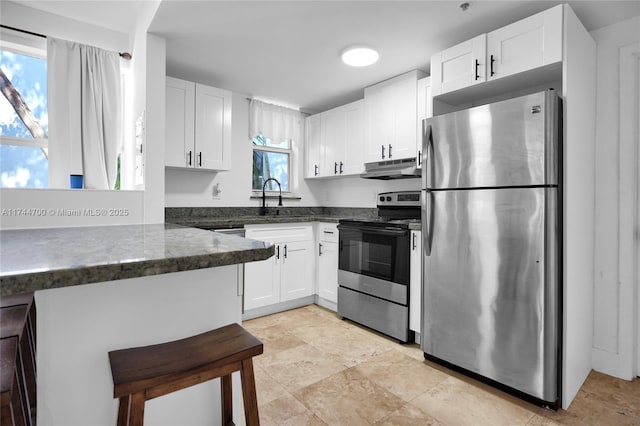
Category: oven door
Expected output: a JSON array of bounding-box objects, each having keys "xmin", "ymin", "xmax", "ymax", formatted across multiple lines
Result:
[{"xmin": 337, "ymin": 222, "xmax": 411, "ymax": 289}]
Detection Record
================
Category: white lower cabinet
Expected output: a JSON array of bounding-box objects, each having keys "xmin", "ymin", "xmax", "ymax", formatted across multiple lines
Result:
[
  {"xmin": 409, "ymin": 230, "xmax": 422, "ymax": 336},
  {"xmin": 316, "ymin": 223, "xmax": 339, "ymax": 306},
  {"xmin": 244, "ymin": 224, "xmax": 314, "ymax": 311}
]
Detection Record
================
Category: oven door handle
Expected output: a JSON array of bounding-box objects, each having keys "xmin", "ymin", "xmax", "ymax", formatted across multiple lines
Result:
[{"xmin": 337, "ymin": 225, "xmax": 407, "ymax": 236}]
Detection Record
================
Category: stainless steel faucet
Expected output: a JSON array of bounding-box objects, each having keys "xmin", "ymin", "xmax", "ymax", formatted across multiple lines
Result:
[{"xmin": 260, "ymin": 177, "xmax": 282, "ymax": 216}]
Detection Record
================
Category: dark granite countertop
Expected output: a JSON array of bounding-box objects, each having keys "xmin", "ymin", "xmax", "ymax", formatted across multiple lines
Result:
[
  {"xmin": 0, "ymin": 224, "xmax": 274, "ymax": 296},
  {"xmin": 165, "ymin": 207, "xmax": 422, "ymax": 231},
  {"xmin": 169, "ymin": 214, "xmax": 342, "ymax": 229},
  {"xmin": 165, "ymin": 206, "xmax": 377, "ymax": 229}
]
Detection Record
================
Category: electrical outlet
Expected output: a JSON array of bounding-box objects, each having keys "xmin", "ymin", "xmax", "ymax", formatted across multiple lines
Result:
[{"xmin": 212, "ymin": 183, "xmax": 221, "ymax": 199}]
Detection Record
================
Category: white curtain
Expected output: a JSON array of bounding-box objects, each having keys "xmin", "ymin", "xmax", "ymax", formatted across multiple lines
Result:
[
  {"xmin": 47, "ymin": 37, "xmax": 121, "ymax": 189},
  {"xmin": 249, "ymin": 99, "xmax": 302, "ymax": 143}
]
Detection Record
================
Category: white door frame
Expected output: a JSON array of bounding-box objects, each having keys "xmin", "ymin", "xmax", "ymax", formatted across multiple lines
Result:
[
  {"xmin": 636, "ymin": 51, "xmax": 640, "ymax": 378},
  {"xmin": 619, "ymin": 43, "xmax": 640, "ymax": 377}
]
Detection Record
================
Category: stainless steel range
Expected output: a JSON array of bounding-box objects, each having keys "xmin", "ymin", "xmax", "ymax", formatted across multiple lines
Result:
[{"xmin": 337, "ymin": 191, "xmax": 420, "ymax": 343}]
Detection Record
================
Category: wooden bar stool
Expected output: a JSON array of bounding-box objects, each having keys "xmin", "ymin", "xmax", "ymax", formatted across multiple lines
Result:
[
  {"xmin": 108, "ymin": 323, "xmax": 263, "ymax": 426},
  {"xmin": 1, "ymin": 292, "xmax": 36, "ymax": 426},
  {"xmin": 0, "ymin": 293, "xmax": 36, "ymax": 358},
  {"xmin": 1, "ymin": 337, "xmax": 26, "ymax": 426}
]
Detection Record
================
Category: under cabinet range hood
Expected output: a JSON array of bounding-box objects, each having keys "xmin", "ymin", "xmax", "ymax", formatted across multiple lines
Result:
[{"xmin": 360, "ymin": 158, "xmax": 421, "ymax": 180}]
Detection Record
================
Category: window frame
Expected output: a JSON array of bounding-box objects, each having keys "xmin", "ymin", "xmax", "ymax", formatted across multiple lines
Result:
[
  {"xmin": 0, "ymin": 31, "xmax": 49, "ymax": 188},
  {"xmin": 251, "ymin": 135, "xmax": 293, "ymax": 195}
]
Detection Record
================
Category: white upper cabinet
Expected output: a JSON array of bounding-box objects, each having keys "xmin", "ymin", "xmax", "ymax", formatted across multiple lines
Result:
[
  {"xmin": 364, "ymin": 70, "xmax": 426, "ymax": 163},
  {"xmin": 431, "ymin": 34, "xmax": 486, "ymax": 96},
  {"xmin": 194, "ymin": 84, "xmax": 232, "ymax": 170},
  {"xmin": 305, "ymin": 99, "xmax": 365, "ymax": 178},
  {"xmin": 431, "ymin": 4, "xmax": 562, "ymax": 97},
  {"xmin": 165, "ymin": 77, "xmax": 195, "ymax": 168},
  {"xmin": 304, "ymin": 113, "xmax": 323, "ymax": 178},
  {"xmin": 165, "ymin": 77, "xmax": 232, "ymax": 170},
  {"xmin": 487, "ymin": 5, "xmax": 562, "ymax": 81},
  {"xmin": 323, "ymin": 100, "xmax": 364, "ymax": 176}
]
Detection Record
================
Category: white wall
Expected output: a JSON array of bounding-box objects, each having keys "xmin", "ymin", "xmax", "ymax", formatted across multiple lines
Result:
[
  {"xmin": 590, "ymin": 16, "xmax": 640, "ymax": 380},
  {"xmin": 164, "ymin": 92, "xmax": 421, "ymax": 208},
  {"xmin": 561, "ymin": 5, "xmax": 597, "ymax": 409},
  {"xmin": 0, "ymin": 188, "xmax": 144, "ymax": 229},
  {"xmin": 0, "ymin": 1, "xmax": 128, "ymax": 53}
]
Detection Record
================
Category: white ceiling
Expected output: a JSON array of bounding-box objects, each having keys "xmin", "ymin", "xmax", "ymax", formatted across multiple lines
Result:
[{"xmin": 12, "ymin": 0, "xmax": 640, "ymax": 113}]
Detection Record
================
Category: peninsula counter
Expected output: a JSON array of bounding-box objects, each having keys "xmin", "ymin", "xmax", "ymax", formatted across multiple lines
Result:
[{"xmin": 0, "ymin": 224, "xmax": 274, "ymax": 425}]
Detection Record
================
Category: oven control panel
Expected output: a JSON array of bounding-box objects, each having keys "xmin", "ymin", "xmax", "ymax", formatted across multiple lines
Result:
[{"xmin": 377, "ymin": 191, "xmax": 421, "ymax": 207}]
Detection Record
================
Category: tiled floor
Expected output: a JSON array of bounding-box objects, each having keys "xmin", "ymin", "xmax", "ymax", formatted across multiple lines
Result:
[{"xmin": 243, "ymin": 304, "xmax": 640, "ymax": 426}]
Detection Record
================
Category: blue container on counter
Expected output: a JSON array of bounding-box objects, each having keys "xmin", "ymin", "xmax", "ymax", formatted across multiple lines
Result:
[{"xmin": 70, "ymin": 174, "xmax": 84, "ymax": 189}]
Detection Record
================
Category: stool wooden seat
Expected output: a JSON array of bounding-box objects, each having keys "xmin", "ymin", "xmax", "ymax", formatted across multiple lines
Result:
[{"xmin": 108, "ymin": 323, "xmax": 263, "ymax": 426}]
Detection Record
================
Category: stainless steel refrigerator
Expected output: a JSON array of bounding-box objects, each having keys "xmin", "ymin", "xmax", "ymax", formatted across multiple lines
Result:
[{"xmin": 421, "ymin": 90, "xmax": 561, "ymax": 407}]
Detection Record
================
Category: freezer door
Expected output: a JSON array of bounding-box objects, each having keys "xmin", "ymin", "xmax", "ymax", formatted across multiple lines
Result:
[
  {"xmin": 423, "ymin": 90, "xmax": 560, "ymax": 189},
  {"xmin": 421, "ymin": 187, "xmax": 559, "ymax": 402}
]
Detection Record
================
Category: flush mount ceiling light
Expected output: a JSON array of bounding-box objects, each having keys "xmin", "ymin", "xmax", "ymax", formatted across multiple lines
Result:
[{"xmin": 341, "ymin": 46, "xmax": 379, "ymax": 67}]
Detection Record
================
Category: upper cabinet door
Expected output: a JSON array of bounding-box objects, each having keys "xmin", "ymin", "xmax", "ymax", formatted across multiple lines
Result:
[
  {"xmin": 364, "ymin": 80, "xmax": 394, "ymax": 162},
  {"xmin": 322, "ymin": 106, "xmax": 344, "ymax": 176},
  {"xmin": 165, "ymin": 77, "xmax": 195, "ymax": 168},
  {"xmin": 431, "ymin": 34, "xmax": 486, "ymax": 97},
  {"xmin": 341, "ymin": 100, "xmax": 364, "ymax": 176},
  {"xmin": 304, "ymin": 114, "xmax": 323, "ymax": 178},
  {"xmin": 487, "ymin": 4, "xmax": 562, "ymax": 81},
  {"xmin": 195, "ymin": 84, "xmax": 232, "ymax": 170},
  {"xmin": 364, "ymin": 70, "xmax": 424, "ymax": 162}
]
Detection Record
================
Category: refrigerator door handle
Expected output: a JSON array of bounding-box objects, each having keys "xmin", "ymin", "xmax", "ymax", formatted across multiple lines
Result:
[
  {"xmin": 423, "ymin": 190, "xmax": 433, "ymax": 256},
  {"xmin": 422, "ymin": 121, "xmax": 433, "ymax": 190}
]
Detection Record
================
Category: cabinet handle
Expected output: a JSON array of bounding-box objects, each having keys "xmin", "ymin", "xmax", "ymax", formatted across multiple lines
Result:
[
  {"xmin": 319, "ymin": 242, "xmax": 323, "ymax": 256},
  {"xmin": 381, "ymin": 145, "xmax": 386, "ymax": 159},
  {"xmin": 339, "ymin": 161, "xmax": 344, "ymax": 174},
  {"xmin": 475, "ymin": 59, "xmax": 480, "ymax": 80},
  {"xmin": 187, "ymin": 150, "xmax": 192, "ymax": 166},
  {"xmin": 284, "ymin": 244, "xmax": 288, "ymax": 259},
  {"xmin": 418, "ymin": 150, "xmax": 422, "ymax": 166},
  {"xmin": 412, "ymin": 233, "xmax": 417, "ymax": 250},
  {"xmin": 334, "ymin": 162, "xmax": 338, "ymax": 174},
  {"xmin": 276, "ymin": 245, "xmax": 280, "ymax": 259},
  {"xmin": 388, "ymin": 144, "xmax": 392, "ymax": 158},
  {"xmin": 490, "ymin": 54, "xmax": 495, "ymax": 77},
  {"xmin": 314, "ymin": 164, "xmax": 319, "ymax": 176},
  {"xmin": 323, "ymin": 230, "xmax": 334, "ymax": 235},
  {"xmin": 198, "ymin": 152, "xmax": 202, "ymax": 167}
]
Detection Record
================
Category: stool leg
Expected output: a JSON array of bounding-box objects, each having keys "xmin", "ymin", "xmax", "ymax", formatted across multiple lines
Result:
[
  {"xmin": 116, "ymin": 395, "xmax": 130, "ymax": 426},
  {"xmin": 1, "ymin": 405, "xmax": 14, "ymax": 426},
  {"xmin": 221, "ymin": 374, "xmax": 233, "ymax": 426},
  {"xmin": 240, "ymin": 359, "xmax": 259, "ymax": 426},
  {"xmin": 9, "ymin": 369, "xmax": 27, "ymax": 426},
  {"xmin": 128, "ymin": 393, "xmax": 145, "ymax": 426}
]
